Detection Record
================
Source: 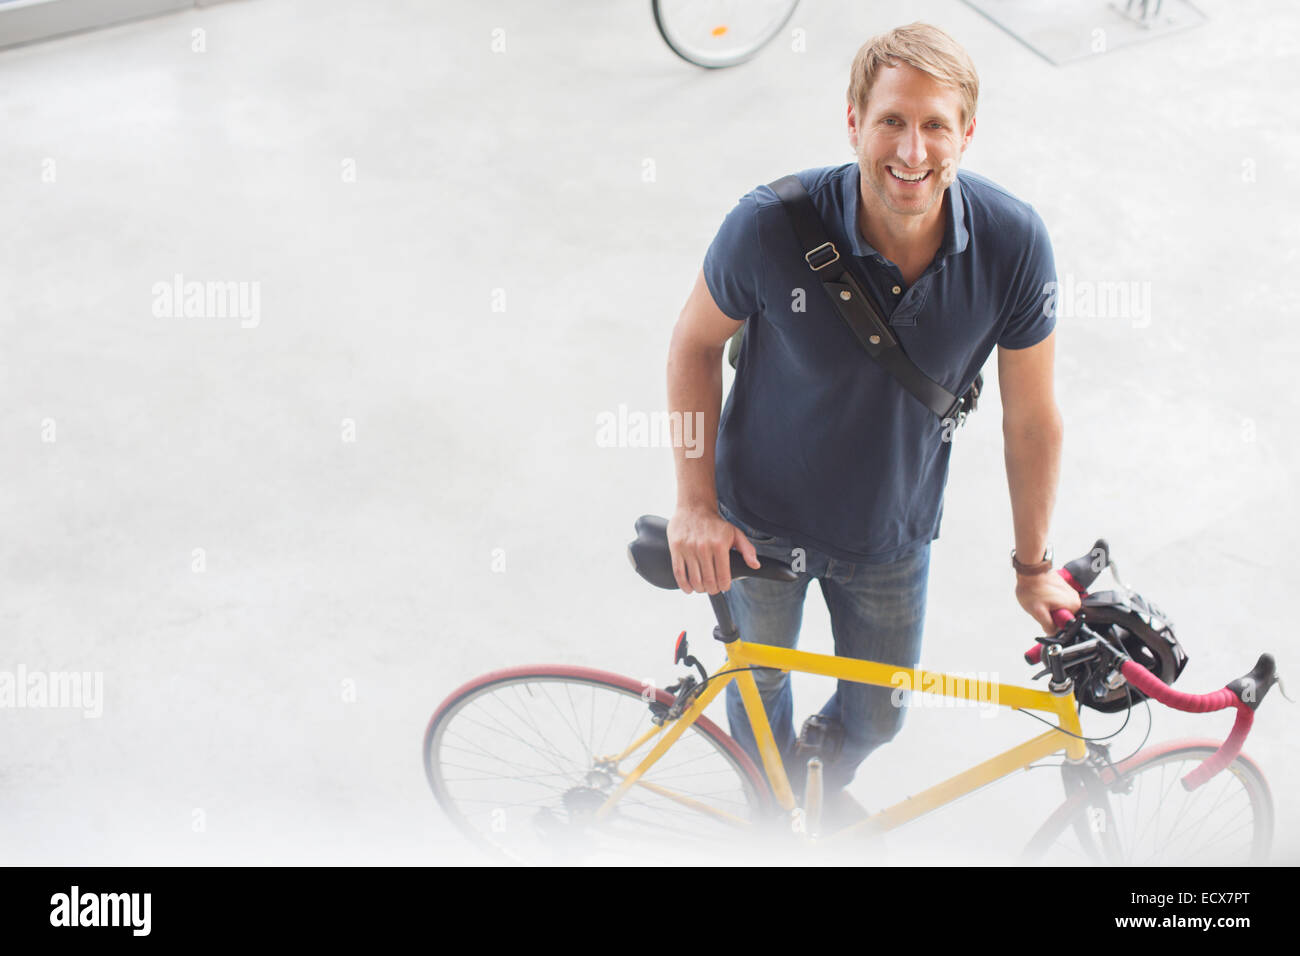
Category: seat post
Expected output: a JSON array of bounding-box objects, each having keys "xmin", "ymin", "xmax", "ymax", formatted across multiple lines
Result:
[{"xmin": 709, "ymin": 592, "xmax": 740, "ymax": 643}]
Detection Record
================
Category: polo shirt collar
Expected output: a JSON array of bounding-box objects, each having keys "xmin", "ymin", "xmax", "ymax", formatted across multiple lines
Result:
[{"xmin": 840, "ymin": 162, "xmax": 970, "ymax": 260}]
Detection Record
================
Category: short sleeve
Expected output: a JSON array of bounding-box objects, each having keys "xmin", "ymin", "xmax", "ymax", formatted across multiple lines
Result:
[
  {"xmin": 702, "ymin": 193, "xmax": 763, "ymax": 321},
  {"xmin": 998, "ymin": 208, "xmax": 1057, "ymax": 350}
]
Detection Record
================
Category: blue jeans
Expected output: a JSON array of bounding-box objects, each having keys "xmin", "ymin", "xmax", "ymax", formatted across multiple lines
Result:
[{"xmin": 719, "ymin": 502, "xmax": 931, "ymax": 793}]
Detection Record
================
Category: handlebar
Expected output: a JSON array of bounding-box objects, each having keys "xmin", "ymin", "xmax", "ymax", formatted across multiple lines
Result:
[
  {"xmin": 1020, "ymin": 541, "xmax": 1278, "ymax": 791},
  {"xmin": 1121, "ymin": 654, "xmax": 1275, "ymax": 789}
]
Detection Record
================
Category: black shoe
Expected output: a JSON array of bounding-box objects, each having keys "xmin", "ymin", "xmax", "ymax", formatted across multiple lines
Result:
[
  {"xmin": 794, "ymin": 714, "xmax": 844, "ymax": 760},
  {"xmin": 791, "ymin": 715, "xmax": 843, "ymax": 784},
  {"xmin": 788, "ymin": 714, "xmax": 846, "ymax": 806}
]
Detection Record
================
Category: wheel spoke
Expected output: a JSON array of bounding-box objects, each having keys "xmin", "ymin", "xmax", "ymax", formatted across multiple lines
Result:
[
  {"xmin": 1026, "ymin": 747, "xmax": 1270, "ymax": 866},
  {"xmin": 426, "ymin": 672, "xmax": 765, "ymax": 863}
]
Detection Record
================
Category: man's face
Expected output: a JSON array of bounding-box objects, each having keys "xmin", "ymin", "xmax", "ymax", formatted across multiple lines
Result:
[{"xmin": 848, "ymin": 62, "xmax": 975, "ymax": 220}]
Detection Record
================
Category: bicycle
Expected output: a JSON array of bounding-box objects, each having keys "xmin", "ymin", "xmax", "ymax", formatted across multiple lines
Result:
[
  {"xmin": 424, "ymin": 515, "xmax": 1282, "ymax": 865},
  {"xmin": 653, "ymin": 0, "xmax": 801, "ymax": 69}
]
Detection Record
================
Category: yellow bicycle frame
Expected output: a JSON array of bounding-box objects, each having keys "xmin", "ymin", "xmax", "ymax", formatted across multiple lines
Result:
[{"xmin": 596, "ymin": 638, "xmax": 1088, "ymax": 837}]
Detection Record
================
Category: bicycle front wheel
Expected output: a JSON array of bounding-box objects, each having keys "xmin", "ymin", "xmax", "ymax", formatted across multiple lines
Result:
[
  {"xmin": 425, "ymin": 665, "xmax": 771, "ymax": 864},
  {"xmin": 653, "ymin": 0, "xmax": 801, "ymax": 69},
  {"xmin": 1023, "ymin": 741, "xmax": 1273, "ymax": 865}
]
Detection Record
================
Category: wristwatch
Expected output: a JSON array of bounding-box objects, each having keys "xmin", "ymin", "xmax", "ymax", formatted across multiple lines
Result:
[{"xmin": 1011, "ymin": 546, "xmax": 1053, "ymax": 575}]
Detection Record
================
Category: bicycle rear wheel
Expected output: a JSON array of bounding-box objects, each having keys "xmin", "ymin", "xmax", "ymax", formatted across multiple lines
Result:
[
  {"xmin": 425, "ymin": 665, "xmax": 771, "ymax": 864},
  {"xmin": 653, "ymin": 0, "xmax": 801, "ymax": 69},
  {"xmin": 1023, "ymin": 741, "xmax": 1273, "ymax": 865}
]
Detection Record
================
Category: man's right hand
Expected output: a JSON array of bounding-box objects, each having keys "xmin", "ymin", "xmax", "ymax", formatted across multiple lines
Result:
[{"xmin": 667, "ymin": 505, "xmax": 762, "ymax": 595}]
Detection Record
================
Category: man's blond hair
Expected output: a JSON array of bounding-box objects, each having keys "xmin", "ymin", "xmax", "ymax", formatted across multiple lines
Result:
[{"xmin": 847, "ymin": 23, "xmax": 979, "ymax": 129}]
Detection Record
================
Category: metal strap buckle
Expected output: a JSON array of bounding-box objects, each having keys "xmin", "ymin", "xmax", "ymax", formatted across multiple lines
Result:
[
  {"xmin": 804, "ymin": 241, "xmax": 840, "ymax": 271},
  {"xmin": 944, "ymin": 399, "xmax": 969, "ymax": 428},
  {"xmin": 949, "ymin": 378, "xmax": 981, "ymax": 426}
]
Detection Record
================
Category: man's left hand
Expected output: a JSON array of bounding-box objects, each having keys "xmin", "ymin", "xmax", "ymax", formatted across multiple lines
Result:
[{"xmin": 1016, "ymin": 570, "xmax": 1082, "ymax": 634}]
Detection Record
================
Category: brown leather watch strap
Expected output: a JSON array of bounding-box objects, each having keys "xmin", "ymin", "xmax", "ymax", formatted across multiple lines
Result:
[{"xmin": 1011, "ymin": 549, "xmax": 1053, "ymax": 575}]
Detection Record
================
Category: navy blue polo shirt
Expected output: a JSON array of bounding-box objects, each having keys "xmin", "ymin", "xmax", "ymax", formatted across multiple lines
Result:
[{"xmin": 703, "ymin": 162, "xmax": 1056, "ymax": 563}]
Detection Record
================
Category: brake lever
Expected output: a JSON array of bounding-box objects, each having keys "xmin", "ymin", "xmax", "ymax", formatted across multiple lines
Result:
[
  {"xmin": 1276, "ymin": 675, "xmax": 1294, "ymax": 703},
  {"xmin": 1107, "ymin": 557, "xmax": 1131, "ymax": 600}
]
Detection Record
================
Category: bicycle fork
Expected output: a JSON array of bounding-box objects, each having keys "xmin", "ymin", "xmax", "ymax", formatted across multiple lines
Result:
[{"xmin": 1060, "ymin": 752, "xmax": 1124, "ymax": 863}]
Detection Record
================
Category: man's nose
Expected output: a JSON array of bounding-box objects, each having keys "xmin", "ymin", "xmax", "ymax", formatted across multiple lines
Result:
[{"xmin": 898, "ymin": 126, "xmax": 927, "ymax": 168}]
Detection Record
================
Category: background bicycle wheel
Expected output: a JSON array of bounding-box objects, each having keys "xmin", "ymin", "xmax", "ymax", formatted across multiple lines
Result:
[{"xmin": 1, "ymin": 0, "xmax": 1296, "ymax": 865}]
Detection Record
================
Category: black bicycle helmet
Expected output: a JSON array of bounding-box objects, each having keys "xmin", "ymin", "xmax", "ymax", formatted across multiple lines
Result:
[{"xmin": 1071, "ymin": 589, "xmax": 1188, "ymax": 713}]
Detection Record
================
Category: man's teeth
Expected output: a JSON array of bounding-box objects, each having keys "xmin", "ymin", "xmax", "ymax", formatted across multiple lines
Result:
[{"xmin": 890, "ymin": 168, "xmax": 930, "ymax": 182}]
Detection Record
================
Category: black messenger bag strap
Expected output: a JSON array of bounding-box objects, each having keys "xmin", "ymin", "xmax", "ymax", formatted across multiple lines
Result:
[{"xmin": 767, "ymin": 174, "xmax": 981, "ymax": 424}]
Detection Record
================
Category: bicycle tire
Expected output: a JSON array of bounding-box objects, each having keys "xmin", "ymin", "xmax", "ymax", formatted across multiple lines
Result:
[
  {"xmin": 424, "ymin": 664, "xmax": 771, "ymax": 864},
  {"xmin": 1022, "ymin": 740, "xmax": 1273, "ymax": 865},
  {"xmin": 652, "ymin": 0, "xmax": 801, "ymax": 69}
]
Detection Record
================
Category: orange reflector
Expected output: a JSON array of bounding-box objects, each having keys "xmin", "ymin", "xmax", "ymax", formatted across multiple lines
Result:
[{"xmin": 711, "ymin": 25, "xmax": 728, "ymax": 37}]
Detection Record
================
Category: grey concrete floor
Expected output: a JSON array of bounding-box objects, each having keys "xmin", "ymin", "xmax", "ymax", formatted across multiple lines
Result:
[{"xmin": 1, "ymin": 0, "xmax": 1297, "ymax": 865}]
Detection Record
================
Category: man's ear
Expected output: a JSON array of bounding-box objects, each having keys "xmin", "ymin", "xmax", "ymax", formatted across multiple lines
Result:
[
  {"xmin": 846, "ymin": 102, "xmax": 859, "ymax": 148},
  {"xmin": 962, "ymin": 115, "xmax": 976, "ymax": 151}
]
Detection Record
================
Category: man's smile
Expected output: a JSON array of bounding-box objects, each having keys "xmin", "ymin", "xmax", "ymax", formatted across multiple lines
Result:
[{"xmin": 888, "ymin": 165, "xmax": 931, "ymax": 184}]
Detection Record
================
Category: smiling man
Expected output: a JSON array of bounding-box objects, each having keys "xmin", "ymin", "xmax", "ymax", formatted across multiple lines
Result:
[{"xmin": 664, "ymin": 23, "xmax": 1081, "ymax": 820}]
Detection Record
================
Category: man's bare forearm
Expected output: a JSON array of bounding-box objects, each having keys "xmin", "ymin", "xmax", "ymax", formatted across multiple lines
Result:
[
  {"xmin": 1004, "ymin": 410, "xmax": 1064, "ymax": 563},
  {"xmin": 667, "ymin": 331, "xmax": 724, "ymax": 512}
]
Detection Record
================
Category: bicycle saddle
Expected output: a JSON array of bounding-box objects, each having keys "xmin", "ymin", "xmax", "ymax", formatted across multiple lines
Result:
[{"xmin": 627, "ymin": 514, "xmax": 798, "ymax": 590}]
